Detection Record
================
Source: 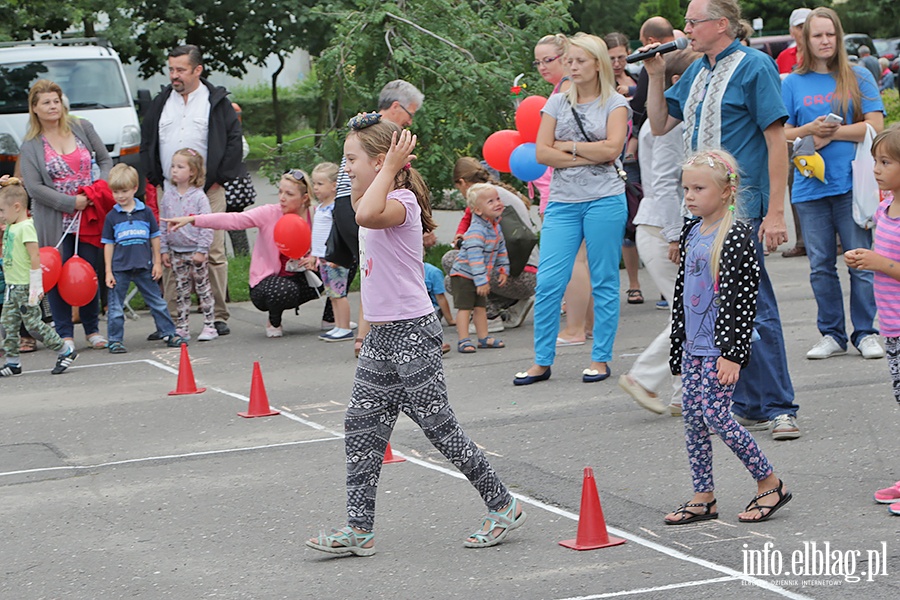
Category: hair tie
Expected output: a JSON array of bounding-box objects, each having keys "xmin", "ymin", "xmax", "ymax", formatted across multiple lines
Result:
[
  {"xmin": 728, "ymin": 204, "xmax": 735, "ymax": 212},
  {"xmin": 402, "ymin": 163, "xmax": 411, "ymax": 171},
  {"xmin": 348, "ymin": 112, "xmax": 381, "ymax": 130}
]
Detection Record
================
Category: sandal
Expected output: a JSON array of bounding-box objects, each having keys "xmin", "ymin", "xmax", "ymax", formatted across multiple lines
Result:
[
  {"xmin": 477, "ymin": 336, "xmax": 505, "ymax": 349},
  {"xmin": 458, "ymin": 338, "xmax": 476, "ymax": 353},
  {"xmin": 87, "ymin": 333, "xmax": 108, "ymax": 349},
  {"xmin": 664, "ymin": 498, "xmax": 718, "ymax": 525},
  {"xmin": 441, "ymin": 342, "xmax": 451, "ymax": 355},
  {"xmin": 19, "ymin": 336, "xmax": 37, "ymax": 353},
  {"xmin": 738, "ymin": 479, "xmax": 792, "ymax": 523},
  {"xmin": 626, "ymin": 289, "xmax": 644, "ymax": 304},
  {"xmin": 354, "ymin": 337, "xmax": 364, "ymax": 358},
  {"xmin": 107, "ymin": 341, "xmax": 128, "ymax": 354},
  {"xmin": 464, "ymin": 497, "xmax": 527, "ymax": 548},
  {"xmin": 305, "ymin": 526, "xmax": 376, "ymax": 557}
]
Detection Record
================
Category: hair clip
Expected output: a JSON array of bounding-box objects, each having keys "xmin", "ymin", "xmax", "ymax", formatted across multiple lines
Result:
[
  {"xmin": 185, "ymin": 148, "xmax": 198, "ymax": 156},
  {"xmin": 348, "ymin": 112, "xmax": 382, "ymax": 130},
  {"xmin": 402, "ymin": 163, "xmax": 411, "ymax": 171},
  {"xmin": 728, "ymin": 204, "xmax": 735, "ymax": 212},
  {"xmin": 707, "ymin": 156, "xmax": 715, "ymax": 169}
]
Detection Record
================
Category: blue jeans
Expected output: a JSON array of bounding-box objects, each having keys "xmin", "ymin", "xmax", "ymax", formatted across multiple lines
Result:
[
  {"xmin": 794, "ymin": 191, "xmax": 877, "ymax": 349},
  {"xmin": 533, "ymin": 195, "xmax": 627, "ymax": 366},
  {"xmin": 107, "ymin": 268, "xmax": 177, "ymax": 343},
  {"xmin": 731, "ymin": 218, "xmax": 799, "ymax": 420},
  {"xmin": 47, "ymin": 235, "xmax": 101, "ymax": 340}
]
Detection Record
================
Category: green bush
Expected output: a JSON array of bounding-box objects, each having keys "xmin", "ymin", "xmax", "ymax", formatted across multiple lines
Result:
[
  {"xmin": 232, "ymin": 75, "xmax": 321, "ymax": 138},
  {"xmin": 884, "ymin": 89, "xmax": 900, "ymax": 125}
]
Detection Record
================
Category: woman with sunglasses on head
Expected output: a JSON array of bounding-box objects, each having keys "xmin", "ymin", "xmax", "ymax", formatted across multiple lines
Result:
[{"xmin": 164, "ymin": 170, "xmax": 324, "ymax": 338}]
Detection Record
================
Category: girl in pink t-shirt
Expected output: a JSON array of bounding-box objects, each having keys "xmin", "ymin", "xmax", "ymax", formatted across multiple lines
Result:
[{"xmin": 306, "ymin": 115, "xmax": 525, "ymax": 557}]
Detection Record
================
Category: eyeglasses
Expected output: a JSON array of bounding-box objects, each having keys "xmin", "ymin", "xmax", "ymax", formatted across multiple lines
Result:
[
  {"xmin": 532, "ymin": 55, "xmax": 562, "ymax": 68},
  {"xmin": 684, "ymin": 17, "xmax": 716, "ymax": 27},
  {"xmin": 283, "ymin": 169, "xmax": 309, "ymax": 185},
  {"xmin": 398, "ymin": 104, "xmax": 415, "ymax": 120}
]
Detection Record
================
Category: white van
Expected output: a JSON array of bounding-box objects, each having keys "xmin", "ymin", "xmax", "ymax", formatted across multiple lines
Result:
[{"xmin": 0, "ymin": 38, "xmax": 141, "ymax": 183}]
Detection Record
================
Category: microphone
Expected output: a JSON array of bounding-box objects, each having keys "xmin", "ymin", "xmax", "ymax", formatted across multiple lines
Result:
[{"xmin": 625, "ymin": 37, "xmax": 689, "ymax": 64}]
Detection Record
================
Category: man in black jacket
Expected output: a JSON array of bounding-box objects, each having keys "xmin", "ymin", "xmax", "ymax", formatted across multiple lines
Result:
[{"xmin": 141, "ymin": 44, "xmax": 242, "ymax": 337}]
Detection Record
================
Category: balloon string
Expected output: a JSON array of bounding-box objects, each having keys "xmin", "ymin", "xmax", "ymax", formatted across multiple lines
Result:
[{"xmin": 55, "ymin": 211, "xmax": 82, "ymax": 250}]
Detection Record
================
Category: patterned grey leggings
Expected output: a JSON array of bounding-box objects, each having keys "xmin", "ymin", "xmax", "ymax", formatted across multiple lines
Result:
[
  {"xmin": 345, "ymin": 312, "xmax": 511, "ymax": 531},
  {"xmin": 885, "ymin": 336, "xmax": 900, "ymax": 404}
]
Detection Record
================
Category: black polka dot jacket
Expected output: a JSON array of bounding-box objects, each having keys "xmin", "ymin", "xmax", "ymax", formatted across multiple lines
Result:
[{"xmin": 669, "ymin": 218, "xmax": 760, "ymax": 375}]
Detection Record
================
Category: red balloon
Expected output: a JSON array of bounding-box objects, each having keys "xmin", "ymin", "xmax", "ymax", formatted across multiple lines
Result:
[
  {"xmin": 58, "ymin": 256, "xmax": 99, "ymax": 307},
  {"xmin": 483, "ymin": 130, "xmax": 523, "ymax": 173},
  {"xmin": 39, "ymin": 246, "xmax": 62, "ymax": 291},
  {"xmin": 273, "ymin": 213, "xmax": 312, "ymax": 259},
  {"xmin": 515, "ymin": 95, "xmax": 547, "ymax": 143}
]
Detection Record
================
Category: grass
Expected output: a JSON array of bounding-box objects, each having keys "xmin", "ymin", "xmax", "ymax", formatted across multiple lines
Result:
[{"xmin": 124, "ymin": 254, "xmax": 253, "ymax": 311}]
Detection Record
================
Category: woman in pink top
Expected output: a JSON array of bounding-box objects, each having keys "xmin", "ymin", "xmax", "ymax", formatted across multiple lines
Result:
[
  {"xmin": 305, "ymin": 114, "xmax": 525, "ymax": 557},
  {"xmin": 165, "ymin": 170, "xmax": 325, "ymax": 338}
]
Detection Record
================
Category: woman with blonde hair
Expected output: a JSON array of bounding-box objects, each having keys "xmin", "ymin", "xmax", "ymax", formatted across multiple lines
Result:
[
  {"xmin": 782, "ymin": 6, "xmax": 884, "ymax": 362},
  {"xmin": 514, "ymin": 32, "xmax": 630, "ymax": 385},
  {"xmin": 19, "ymin": 79, "xmax": 112, "ymax": 351}
]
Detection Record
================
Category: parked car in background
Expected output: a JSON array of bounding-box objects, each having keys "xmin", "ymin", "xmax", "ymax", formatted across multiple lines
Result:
[
  {"xmin": 875, "ymin": 38, "xmax": 900, "ymax": 61},
  {"xmin": 749, "ymin": 34, "xmax": 793, "ymax": 59},
  {"xmin": 0, "ymin": 38, "xmax": 142, "ymax": 186},
  {"xmin": 845, "ymin": 34, "xmax": 880, "ymax": 58}
]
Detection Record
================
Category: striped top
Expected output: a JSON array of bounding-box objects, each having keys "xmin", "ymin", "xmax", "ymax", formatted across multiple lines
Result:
[
  {"xmin": 336, "ymin": 157, "xmax": 351, "ymax": 198},
  {"xmin": 874, "ymin": 196, "xmax": 900, "ymax": 336},
  {"xmin": 449, "ymin": 213, "xmax": 509, "ymax": 287}
]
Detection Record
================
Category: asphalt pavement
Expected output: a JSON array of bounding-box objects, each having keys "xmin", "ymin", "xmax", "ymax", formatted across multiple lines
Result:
[{"xmin": 2, "ymin": 179, "xmax": 898, "ymax": 599}]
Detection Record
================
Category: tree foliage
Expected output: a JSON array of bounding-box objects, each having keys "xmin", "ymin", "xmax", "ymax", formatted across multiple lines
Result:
[{"xmin": 270, "ymin": 0, "xmax": 573, "ymax": 190}]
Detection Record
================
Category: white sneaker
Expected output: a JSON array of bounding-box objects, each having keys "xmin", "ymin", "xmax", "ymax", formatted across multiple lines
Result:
[
  {"xmin": 806, "ymin": 335, "xmax": 846, "ymax": 359},
  {"xmin": 198, "ymin": 325, "xmax": 219, "ymax": 342},
  {"xmin": 503, "ymin": 297, "xmax": 535, "ymax": 329},
  {"xmin": 470, "ymin": 317, "xmax": 504, "ymax": 334},
  {"xmin": 858, "ymin": 334, "xmax": 885, "ymax": 359},
  {"xmin": 266, "ymin": 323, "xmax": 284, "ymax": 338}
]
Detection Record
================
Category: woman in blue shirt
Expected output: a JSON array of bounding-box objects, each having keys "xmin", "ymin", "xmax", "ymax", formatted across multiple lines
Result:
[{"xmin": 782, "ymin": 7, "xmax": 884, "ymax": 362}]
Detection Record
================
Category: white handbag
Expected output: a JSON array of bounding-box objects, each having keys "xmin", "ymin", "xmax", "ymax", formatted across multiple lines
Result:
[{"xmin": 851, "ymin": 123, "xmax": 880, "ymax": 229}]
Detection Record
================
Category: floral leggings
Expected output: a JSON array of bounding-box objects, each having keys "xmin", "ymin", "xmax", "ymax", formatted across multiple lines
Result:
[
  {"xmin": 681, "ymin": 353, "xmax": 774, "ymax": 493},
  {"xmin": 885, "ymin": 336, "xmax": 900, "ymax": 404},
  {"xmin": 170, "ymin": 251, "xmax": 214, "ymax": 332}
]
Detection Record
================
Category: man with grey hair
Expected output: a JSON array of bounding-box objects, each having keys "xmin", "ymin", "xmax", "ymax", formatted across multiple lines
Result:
[
  {"xmin": 858, "ymin": 45, "xmax": 882, "ymax": 86},
  {"xmin": 644, "ymin": 0, "xmax": 802, "ymax": 442}
]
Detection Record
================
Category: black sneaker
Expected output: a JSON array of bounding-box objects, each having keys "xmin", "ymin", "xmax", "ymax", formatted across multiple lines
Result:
[
  {"xmin": 51, "ymin": 349, "xmax": 78, "ymax": 375},
  {"xmin": 147, "ymin": 331, "xmax": 163, "ymax": 341},
  {"xmin": 0, "ymin": 363, "xmax": 23, "ymax": 377},
  {"xmin": 164, "ymin": 335, "xmax": 187, "ymax": 348},
  {"xmin": 214, "ymin": 321, "xmax": 230, "ymax": 336}
]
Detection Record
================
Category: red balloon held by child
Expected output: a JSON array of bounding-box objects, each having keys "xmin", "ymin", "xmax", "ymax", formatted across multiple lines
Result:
[
  {"xmin": 58, "ymin": 256, "xmax": 99, "ymax": 307},
  {"xmin": 273, "ymin": 213, "xmax": 312, "ymax": 259},
  {"xmin": 39, "ymin": 246, "xmax": 62, "ymax": 290}
]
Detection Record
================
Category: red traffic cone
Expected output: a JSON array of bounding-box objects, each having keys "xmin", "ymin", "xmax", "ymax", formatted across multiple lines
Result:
[
  {"xmin": 238, "ymin": 362, "xmax": 279, "ymax": 418},
  {"xmin": 559, "ymin": 467, "xmax": 625, "ymax": 550},
  {"xmin": 169, "ymin": 343, "xmax": 206, "ymax": 395},
  {"xmin": 382, "ymin": 442, "xmax": 406, "ymax": 464}
]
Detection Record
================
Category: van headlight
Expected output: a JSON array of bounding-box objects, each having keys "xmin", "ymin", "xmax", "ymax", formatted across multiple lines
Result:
[
  {"xmin": 0, "ymin": 133, "xmax": 19, "ymax": 156},
  {"xmin": 121, "ymin": 125, "xmax": 140, "ymax": 149}
]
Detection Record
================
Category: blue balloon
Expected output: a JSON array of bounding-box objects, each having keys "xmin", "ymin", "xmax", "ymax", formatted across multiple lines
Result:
[{"xmin": 509, "ymin": 143, "xmax": 547, "ymax": 182}]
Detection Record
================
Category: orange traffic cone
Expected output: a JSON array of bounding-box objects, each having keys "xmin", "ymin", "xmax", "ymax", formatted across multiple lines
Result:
[
  {"xmin": 238, "ymin": 362, "xmax": 279, "ymax": 418},
  {"xmin": 559, "ymin": 467, "xmax": 625, "ymax": 550},
  {"xmin": 382, "ymin": 442, "xmax": 406, "ymax": 464},
  {"xmin": 169, "ymin": 343, "xmax": 206, "ymax": 396}
]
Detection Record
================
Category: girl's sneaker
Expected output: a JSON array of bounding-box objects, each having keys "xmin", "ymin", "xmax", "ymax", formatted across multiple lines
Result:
[
  {"xmin": 890, "ymin": 501, "xmax": 900, "ymax": 516},
  {"xmin": 198, "ymin": 325, "xmax": 219, "ymax": 342},
  {"xmin": 874, "ymin": 482, "xmax": 900, "ymax": 504},
  {"xmin": 266, "ymin": 323, "xmax": 283, "ymax": 338},
  {"xmin": 0, "ymin": 363, "xmax": 23, "ymax": 377}
]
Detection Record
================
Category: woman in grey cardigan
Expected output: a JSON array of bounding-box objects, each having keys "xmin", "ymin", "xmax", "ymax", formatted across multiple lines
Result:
[{"xmin": 19, "ymin": 79, "xmax": 112, "ymax": 350}]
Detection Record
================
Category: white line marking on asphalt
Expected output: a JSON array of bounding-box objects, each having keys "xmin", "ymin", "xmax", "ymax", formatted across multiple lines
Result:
[
  {"xmin": 554, "ymin": 576, "xmax": 738, "ymax": 599},
  {"xmin": 32, "ymin": 359, "xmax": 812, "ymax": 600},
  {"xmin": 0, "ymin": 437, "xmax": 339, "ymax": 478}
]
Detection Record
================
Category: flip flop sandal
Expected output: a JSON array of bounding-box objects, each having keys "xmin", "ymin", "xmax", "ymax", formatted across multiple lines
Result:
[
  {"xmin": 305, "ymin": 526, "xmax": 376, "ymax": 557},
  {"xmin": 556, "ymin": 337, "xmax": 585, "ymax": 347},
  {"xmin": 458, "ymin": 338, "xmax": 477, "ymax": 353},
  {"xmin": 464, "ymin": 497, "xmax": 527, "ymax": 548},
  {"xmin": 664, "ymin": 498, "xmax": 718, "ymax": 525},
  {"xmin": 19, "ymin": 337, "xmax": 37, "ymax": 353},
  {"xmin": 738, "ymin": 479, "xmax": 792, "ymax": 523},
  {"xmin": 626, "ymin": 289, "xmax": 644, "ymax": 304},
  {"xmin": 87, "ymin": 333, "xmax": 108, "ymax": 349},
  {"xmin": 477, "ymin": 336, "xmax": 504, "ymax": 349}
]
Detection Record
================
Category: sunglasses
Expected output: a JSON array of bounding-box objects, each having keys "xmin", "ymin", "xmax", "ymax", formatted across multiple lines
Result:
[
  {"xmin": 283, "ymin": 169, "xmax": 309, "ymax": 185},
  {"xmin": 532, "ymin": 55, "xmax": 562, "ymax": 68}
]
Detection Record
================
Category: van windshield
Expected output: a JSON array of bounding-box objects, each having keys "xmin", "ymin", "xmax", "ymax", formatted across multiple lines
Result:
[{"xmin": 0, "ymin": 58, "xmax": 130, "ymax": 114}]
